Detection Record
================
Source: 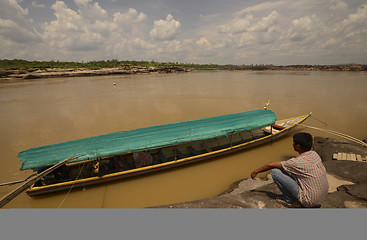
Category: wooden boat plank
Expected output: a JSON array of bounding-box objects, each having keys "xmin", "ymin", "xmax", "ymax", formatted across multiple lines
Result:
[
  {"xmin": 159, "ymin": 151, "xmax": 168, "ymax": 163},
  {"xmin": 152, "ymin": 154, "xmax": 161, "ymax": 164},
  {"xmin": 201, "ymin": 143, "xmax": 213, "ymax": 153},
  {"xmin": 251, "ymin": 128, "xmax": 265, "ymax": 138},
  {"xmin": 174, "ymin": 147, "xmax": 185, "ymax": 159},
  {"xmin": 187, "ymin": 146, "xmax": 198, "ymax": 156},
  {"xmin": 231, "ymin": 133, "xmax": 244, "ymax": 145},
  {"xmin": 239, "ymin": 131, "xmax": 253, "ymax": 141}
]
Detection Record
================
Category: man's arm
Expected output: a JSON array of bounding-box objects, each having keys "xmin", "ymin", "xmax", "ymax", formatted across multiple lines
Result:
[{"xmin": 251, "ymin": 161, "xmax": 283, "ymax": 179}]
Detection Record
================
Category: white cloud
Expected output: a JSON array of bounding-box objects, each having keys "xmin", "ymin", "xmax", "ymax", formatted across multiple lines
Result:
[
  {"xmin": 341, "ymin": 4, "xmax": 367, "ymax": 28},
  {"xmin": 39, "ymin": 1, "xmax": 153, "ymax": 60},
  {"xmin": 217, "ymin": 10, "xmax": 279, "ymax": 35},
  {"xmin": 0, "ymin": 0, "xmax": 366, "ymax": 64},
  {"xmin": 218, "ymin": 15, "xmax": 254, "ymax": 34},
  {"xmin": 112, "ymin": 8, "xmax": 147, "ymax": 35},
  {"xmin": 236, "ymin": 0, "xmax": 287, "ymax": 15},
  {"xmin": 43, "ymin": 1, "xmax": 84, "ymax": 50},
  {"xmin": 196, "ymin": 37, "xmax": 211, "ymax": 50},
  {"xmin": 113, "ymin": 8, "xmax": 147, "ymax": 24},
  {"xmin": 287, "ymin": 15, "xmax": 319, "ymax": 42},
  {"xmin": 248, "ymin": 11, "xmax": 279, "ymax": 32},
  {"xmin": 76, "ymin": 0, "xmax": 107, "ymax": 22},
  {"xmin": 330, "ymin": 4, "xmax": 367, "ymax": 54},
  {"xmin": 322, "ymin": 3, "xmax": 367, "ymax": 48},
  {"xmin": 130, "ymin": 38, "xmax": 154, "ymax": 50},
  {"xmin": 150, "ymin": 14, "xmax": 181, "ymax": 41},
  {"xmin": 0, "ymin": 0, "xmax": 28, "ymax": 18},
  {"xmin": 74, "ymin": 0, "xmax": 92, "ymax": 7},
  {"xmin": 32, "ymin": 1, "xmax": 45, "ymax": 8},
  {"xmin": 329, "ymin": 0, "xmax": 348, "ymax": 11},
  {"xmin": 0, "ymin": 0, "xmax": 40, "ymax": 45},
  {"xmin": 0, "ymin": 18, "xmax": 39, "ymax": 43},
  {"xmin": 43, "ymin": 0, "xmax": 145, "ymax": 51}
]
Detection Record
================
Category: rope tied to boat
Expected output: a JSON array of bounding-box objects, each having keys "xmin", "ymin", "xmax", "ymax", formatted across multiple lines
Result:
[
  {"xmin": 298, "ymin": 123, "xmax": 367, "ymax": 148},
  {"xmin": 309, "ymin": 115, "xmax": 328, "ymax": 127},
  {"xmin": 0, "ymin": 154, "xmax": 85, "ymax": 208},
  {"xmin": 58, "ymin": 162, "xmax": 86, "ymax": 208}
]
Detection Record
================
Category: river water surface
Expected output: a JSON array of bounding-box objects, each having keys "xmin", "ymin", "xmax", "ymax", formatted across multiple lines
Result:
[{"xmin": 1, "ymin": 70, "xmax": 366, "ymax": 208}]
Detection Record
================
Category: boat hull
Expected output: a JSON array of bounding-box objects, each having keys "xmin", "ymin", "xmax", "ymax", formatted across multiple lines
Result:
[{"xmin": 26, "ymin": 113, "xmax": 310, "ymax": 196}]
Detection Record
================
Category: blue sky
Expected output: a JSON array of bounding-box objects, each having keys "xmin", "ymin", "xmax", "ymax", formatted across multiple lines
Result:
[{"xmin": 1, "ymin": 0, "xmax": 366, "ymax": 65}]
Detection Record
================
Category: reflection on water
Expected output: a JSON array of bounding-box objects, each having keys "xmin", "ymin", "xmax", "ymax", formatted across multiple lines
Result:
[{"xmin": 1, "ymin": 71, "xmax": 366, "ymax": 208}]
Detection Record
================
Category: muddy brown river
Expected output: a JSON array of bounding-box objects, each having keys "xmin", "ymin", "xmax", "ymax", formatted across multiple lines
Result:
[{"xmin": 1, "ymin": 70, "xmax": 366, "ymax": 208}]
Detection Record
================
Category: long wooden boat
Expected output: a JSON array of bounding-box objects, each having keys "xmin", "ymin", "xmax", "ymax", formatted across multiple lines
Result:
[{"xmin": 18, "ymin": 109, "xmax": 311, "ymax": 196}]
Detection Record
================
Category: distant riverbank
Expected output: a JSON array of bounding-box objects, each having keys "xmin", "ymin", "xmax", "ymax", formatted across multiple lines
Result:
[
  {"xmin": 0, "ymin": 66, "xmax": 194, "ymax": 80},
  {"xmin": 1, "ymin": 64, "xmax": 367, "ymax": 80},
  {"xmin": 1, "ymin": 59, "xmax": 366, "ymax": 80},
  {"xmin": 222, "ymin": 64, "xmax": 367, "ymax": 71}
]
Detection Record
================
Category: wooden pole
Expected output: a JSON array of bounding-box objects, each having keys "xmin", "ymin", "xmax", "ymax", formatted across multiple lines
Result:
[
  {"xmin": 0, "ymin": 154, "xmax": 85, "ymax": 208},
  {"xmin": 0, "ymin": 173, "xmax": 38, "ymax": 187},
  {"xmin": 0, "ymin": 178, "xmax": 32, "ymax": 187}
]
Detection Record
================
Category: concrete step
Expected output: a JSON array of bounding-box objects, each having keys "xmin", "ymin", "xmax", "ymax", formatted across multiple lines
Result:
[{"xmin": 333, "ymin": 152, "xmax": 366, "ymax": 162}]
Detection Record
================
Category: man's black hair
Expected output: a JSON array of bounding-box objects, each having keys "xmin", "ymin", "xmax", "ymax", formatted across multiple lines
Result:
[{"xmin": 293, "ymin": 132, "xmax": 313, "ymax": 152}]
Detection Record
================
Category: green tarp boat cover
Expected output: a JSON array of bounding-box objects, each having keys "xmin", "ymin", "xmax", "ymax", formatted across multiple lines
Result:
[{"xmin": 18, "ymin": 109, "xmax": 276, "ymax": 170}]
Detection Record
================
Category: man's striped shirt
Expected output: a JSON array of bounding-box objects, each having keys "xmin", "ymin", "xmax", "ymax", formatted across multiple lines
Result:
[{"xmin": 281, "ymin": 151, "xmax": 329, "ymax": 207}]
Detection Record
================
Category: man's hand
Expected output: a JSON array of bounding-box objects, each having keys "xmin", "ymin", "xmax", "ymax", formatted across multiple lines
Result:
[
  {"xmin": 250, "ymin": 161, "xmax": 282, "ymax": 180},
  {"xmin": 251, "ymin": 171, "xmax": 257, "ymax": 179}
]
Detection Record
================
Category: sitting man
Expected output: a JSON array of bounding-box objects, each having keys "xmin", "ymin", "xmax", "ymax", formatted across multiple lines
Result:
[{"xmin": 251, "ymin": 132, "xmax": 329, "ymax": 208}]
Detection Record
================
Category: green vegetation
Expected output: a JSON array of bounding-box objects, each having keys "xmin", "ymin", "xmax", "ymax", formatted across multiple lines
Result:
[
  {"xmin": 0, "ymin": 59, "xmax": 130, "ymax": 69},
  {"xmin": 0, "ymin": 59, "xmax": 366, "ymax": 71},
  {"xmin": 0, "ymin": 59, "xmax": 237, "ymax": 70}
]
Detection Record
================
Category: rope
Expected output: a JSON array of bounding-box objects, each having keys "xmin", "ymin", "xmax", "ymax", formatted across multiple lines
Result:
[
  {"xmin": 309, "ymin": 115, "xmax": 354, "ymax": 141},
  {"xmin": 58, "ymin": 162, "xmax": 86, "ymax": 208},
  {"xmin": 310, "ymin": 115, "xmax": 328, "ymax": 126},
  {"xmin": 298, "ymin": 124, "xmax": 367, "ymax": 147}
]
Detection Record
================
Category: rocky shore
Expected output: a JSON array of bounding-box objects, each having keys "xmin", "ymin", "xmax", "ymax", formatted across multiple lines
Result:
[
  {"xmin": 0, "ymin": 65, "xmax": 194, "ymax": 80},
  {"xmin": 155, "ymin": 137, "xmax": 367, "ymax": 208},
  {"xmin": 1, "ymin": 64, "xmax": 366, "ymax": 80},
  {"xmin": 224, "ymin": 64, "xmax": 367, "ymax": 71}
]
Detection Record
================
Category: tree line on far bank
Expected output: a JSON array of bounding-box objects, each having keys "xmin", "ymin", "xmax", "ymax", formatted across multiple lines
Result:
[
  {"xmin": 0, "ymin": 59, "xmax": 366, "ymax": 71},
  {"xmin": 0, "ymin": 59, "xmax": 224, "ymax": 70}
]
